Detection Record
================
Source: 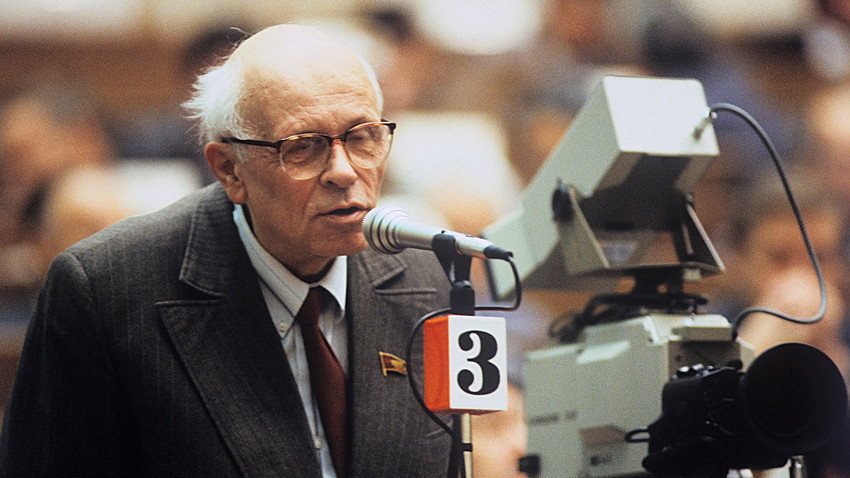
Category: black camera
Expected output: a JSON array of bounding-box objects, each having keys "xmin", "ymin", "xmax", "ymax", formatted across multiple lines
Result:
[{"xmin": 642, "ymin": 342, "xmax": 847, "ymax": 478}]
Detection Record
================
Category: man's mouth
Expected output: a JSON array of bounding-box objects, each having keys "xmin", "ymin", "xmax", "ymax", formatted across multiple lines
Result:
[{"xmin": 325, "ymin": 206, "xmax": 362, "ymax": 216}]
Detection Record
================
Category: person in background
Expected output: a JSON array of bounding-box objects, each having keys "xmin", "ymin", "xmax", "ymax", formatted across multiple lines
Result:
[
  {"xmin": 709, "ymin": 170, "xmax": 850, "ymax": 478},
  {"xmin": 0, "ymin": 81, "xmax": 116, "ymax": 321},
  {"xmin": 803, "ymin": 0, "xmax": 850, "ymax": 83},
  {"xmin": 714, "ymin": 170, "xmax": 850, "ymax": 372},
  {"xmin": 0, "ymin": 79, "xmax": 129, "ymax": 428},
  {"xmin": 32, "ymin": 165, "xmax": 132, "ymax": 278},
  {"xmin": 0, "ymin": 24, "xmax": 453, "ymax": 477},
  {"xmin": 805, "ymin": 82, "xmax": 850, "ymax": 213}
]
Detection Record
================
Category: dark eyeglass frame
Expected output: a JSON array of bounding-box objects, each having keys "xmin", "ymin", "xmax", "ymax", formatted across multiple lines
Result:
[{"xmin": 221, "ymin": 120, "xmax": 396, "ymax": 180}]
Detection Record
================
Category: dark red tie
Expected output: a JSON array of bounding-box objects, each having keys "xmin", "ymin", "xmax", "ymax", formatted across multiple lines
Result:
[{"xmin": 296, "ymin": 287, "xmax": 347, "ymax": 477}]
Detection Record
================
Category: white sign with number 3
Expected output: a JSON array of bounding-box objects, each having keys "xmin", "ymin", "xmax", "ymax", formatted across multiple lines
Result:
[{"xmin": 424, "ymin": 315, "xmax": 508, "ymax": 414}]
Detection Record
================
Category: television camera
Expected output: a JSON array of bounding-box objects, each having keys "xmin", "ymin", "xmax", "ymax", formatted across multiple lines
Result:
[{"xmin": 483, "ymin": 76, "xmax": 847, "ymax": 478}]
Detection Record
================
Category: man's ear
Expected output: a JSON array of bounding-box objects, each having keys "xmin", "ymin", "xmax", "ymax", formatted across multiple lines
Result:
[{"xmin": 205, "ymin": 142, "xmax": 246, "ymax": 204}]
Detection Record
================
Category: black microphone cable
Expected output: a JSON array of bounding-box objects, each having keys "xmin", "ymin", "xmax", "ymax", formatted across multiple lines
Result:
[{"xmin": 704, "ymin": 103, "xmax": 827, "ymax": 339}]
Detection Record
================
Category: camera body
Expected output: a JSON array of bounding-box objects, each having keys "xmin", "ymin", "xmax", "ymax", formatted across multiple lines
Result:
[
  {"xmin": 521, "ymin": 314, "xmax": 847, "ymax": 478},
  {"xmin": 522, "ymin": 313, "xmax": 752, "ymax": 478},
  {"xmin": 644, "ymin": 342, "xmax": 848, "ymax": 478}
]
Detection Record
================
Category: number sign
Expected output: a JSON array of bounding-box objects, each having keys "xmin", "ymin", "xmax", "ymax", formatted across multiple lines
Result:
[{"xmin": 423, "ymin": 315, "xmax": 507, "ymax": 414}]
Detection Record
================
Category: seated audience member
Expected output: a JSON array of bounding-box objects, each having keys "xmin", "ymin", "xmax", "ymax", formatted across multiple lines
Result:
[
  {"xmin": 0, "ymin": 81, "xmax": 116, "ymax": 325},
  {"xmin": 719, "ymin": 171, "xmax": 850, "ymax": 375},
  {"xmin": 714, "ymin": 171, "xmax": 850, "ymax": 478}
]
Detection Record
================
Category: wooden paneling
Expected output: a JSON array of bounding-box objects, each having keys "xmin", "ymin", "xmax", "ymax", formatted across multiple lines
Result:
[{"xmin": 0, "ymin": 37, "xmax": 186, "ymax": 120}]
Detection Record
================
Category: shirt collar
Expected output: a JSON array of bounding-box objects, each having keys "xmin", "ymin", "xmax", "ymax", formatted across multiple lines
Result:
[{"xmin": 232, "ymin": 204, "xmax": 347, "ymax": 317}]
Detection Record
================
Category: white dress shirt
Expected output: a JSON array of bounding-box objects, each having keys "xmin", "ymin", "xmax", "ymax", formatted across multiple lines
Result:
[{"xmin": 233, "ymin": 204, "xmax": 347, "ymax": 478}]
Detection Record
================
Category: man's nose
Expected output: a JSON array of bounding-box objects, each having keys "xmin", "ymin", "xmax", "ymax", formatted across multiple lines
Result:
[{"xmin": 321, "ymin": 139, "xmax": 357, "ymax": 187}]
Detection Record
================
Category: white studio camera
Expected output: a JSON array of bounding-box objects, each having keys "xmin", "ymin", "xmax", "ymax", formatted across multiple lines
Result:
[{"xmin": 484, "ymin": 76, "xmax": 847, "ymax": 478}]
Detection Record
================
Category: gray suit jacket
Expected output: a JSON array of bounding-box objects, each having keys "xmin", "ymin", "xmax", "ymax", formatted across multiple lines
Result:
[{"xmin": 0, "ymin": 184, "xmax": 453, "ymax": 477}]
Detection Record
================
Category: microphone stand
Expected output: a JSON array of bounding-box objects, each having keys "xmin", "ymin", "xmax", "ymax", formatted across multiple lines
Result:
[{"xmin": 433, "ymin": 233, "xmax": 476, "ymax": 478}]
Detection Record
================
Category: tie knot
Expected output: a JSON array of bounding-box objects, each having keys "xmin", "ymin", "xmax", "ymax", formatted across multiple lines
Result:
[{"xmin": 296, "ymin": 287, "xmax": 324, "ymax": 327}]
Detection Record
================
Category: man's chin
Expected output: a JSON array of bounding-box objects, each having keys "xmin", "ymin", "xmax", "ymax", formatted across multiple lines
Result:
[{"xmin": 322, "ymin": 236, "xmax": 368, "ymax": 258}]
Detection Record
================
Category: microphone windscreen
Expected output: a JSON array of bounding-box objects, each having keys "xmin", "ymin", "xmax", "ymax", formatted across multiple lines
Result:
[{"xmin": 363, "ymin": 205, "xmax": 408, "ymax": 254}]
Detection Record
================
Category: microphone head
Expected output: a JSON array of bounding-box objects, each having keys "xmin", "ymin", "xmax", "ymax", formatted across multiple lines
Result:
[{"xmin": 362, "ymin": 205, "xmax": 409, "ymax": 254}]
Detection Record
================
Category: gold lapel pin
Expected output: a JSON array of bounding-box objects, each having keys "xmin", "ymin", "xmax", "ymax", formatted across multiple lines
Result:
[{"xmin": 379, "ymin": 352, "xmax": 407, "ymax": 376}]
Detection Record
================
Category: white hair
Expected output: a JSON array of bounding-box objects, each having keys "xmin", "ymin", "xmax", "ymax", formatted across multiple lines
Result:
[
  {"xmin": 182, "ymin": 31, "xmax": 384, "ymax": 164},
  {"xmin": 358, "ymin": 53, "xmax": 385, "ymax": 113},
  {"xmin": 182, "ymin": 55, "xmax": 253, "ymax": 162}
]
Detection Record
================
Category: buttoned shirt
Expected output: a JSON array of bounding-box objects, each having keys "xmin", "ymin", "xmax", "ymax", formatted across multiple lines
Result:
[{"xmin": 234, "ymin": 204, "xmax": 347, "ymax": 478}]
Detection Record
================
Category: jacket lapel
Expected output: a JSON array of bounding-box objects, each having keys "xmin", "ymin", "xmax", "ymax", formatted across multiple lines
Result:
[
  {"xmin": 157, "ymin": 185, "xmax": 320, "ymax": 477},
  {"xmin": 346, "ymin": 249, "xmax": 452, "ymax": 476}
]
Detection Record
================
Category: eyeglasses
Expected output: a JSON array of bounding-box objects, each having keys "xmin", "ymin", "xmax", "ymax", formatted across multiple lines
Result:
[{"xmin": 221, "ymin": 121, "xmax": 396, "ymax": 180}]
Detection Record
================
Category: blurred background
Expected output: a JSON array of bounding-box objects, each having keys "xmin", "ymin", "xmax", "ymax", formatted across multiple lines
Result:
[{"xmin": 4, "ymin": 0, "xmax": 850, "ymax": 476}]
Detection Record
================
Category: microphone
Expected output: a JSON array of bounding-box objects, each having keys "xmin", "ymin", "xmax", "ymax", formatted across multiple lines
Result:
[{"xmin": 362, "ymin": 206, "xmax": 512, "ymax": 260}]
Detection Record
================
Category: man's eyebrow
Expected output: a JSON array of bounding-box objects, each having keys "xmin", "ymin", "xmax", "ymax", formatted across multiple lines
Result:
[{"xmin": 290, "ymin": 118, "xmax": 382, "ymax": 137}]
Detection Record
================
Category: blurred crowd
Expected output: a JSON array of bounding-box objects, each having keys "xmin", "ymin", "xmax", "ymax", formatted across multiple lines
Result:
[{"xmin": 4, "ymin": 0, "xmax": 850, "ymax": 476}]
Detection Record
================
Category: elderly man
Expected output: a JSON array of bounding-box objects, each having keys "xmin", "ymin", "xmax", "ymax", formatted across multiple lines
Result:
[{"xmin": 0, "ymin": 24, "xmax": 453, "ymax": 477}]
